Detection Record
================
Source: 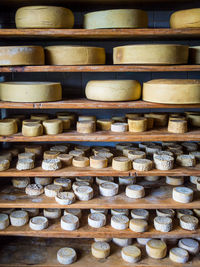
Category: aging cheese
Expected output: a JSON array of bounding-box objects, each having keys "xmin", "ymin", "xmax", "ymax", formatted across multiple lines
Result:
[
  {"xmin": 170, "ymin": 8, "xmax": 200, "ymax": 29},
  {"xmin": 29, "ymin": 216, "xmax": 48, "ymax": 231},
  {"xmin": 55, "ymin": 192, "xmax": 76, "ymax": 205},
  {"xmin": 0, "ymin": 213, "xmax": 9, "ymax": 230},
  {"xmin": 42, "ymin": 159, "xmax": 62, "ymax": 170},
  {"xmin": 112, "ymin": 157, "xmax": 132, "ymax": 171},
  {"xmin": 74, "ymin": 185, "xmax": 93, "ymax": 201},
  {"xmin": 10, "ymin": 210, "xmax": 29, "ymax": 226},
  {"xmin": 173, "ymin": 187, "xmax": 193, "ymax": 203},
  {"xmin": 168, "ymin": 119, "xmax": 187, "ymax": 133},
  {"xmin": 72, "ymin": 156, "xmax": 90, "ymax": 167},
  {"xmin": 169, "ymin": 247, "xmax": 189, "ymax": 263},
  {"xmin": 0, "ymin": 119, "xmax": 18, "ymax": 136},
  {"xmin": 143, "ymin": 79, "xmax": 200, "ymax": 104},
  {"xmin": 128, "ymin": 118, "xmax": 147, "ymax": 132},
  {"xmin": 113, "ymin": 44, "xmax": 188, "ymax": 65},
  {"xmin": 57, "ymin": 154, "xmax": 73, "ymax": 167},
  {"xmin": 178, "ymin": 238, "xmax": 199, "ymax": 254},
  {"xmin": 43, "ymin": 208, "xmax": 61, "ymax": 219},
  {"xmin": 77, "ymin": 120, "xmax": 96, "ymax": 133},
  {"xmin": 189, "ymin": 46, "xmax": 200, "ymax": 64},
  {"xmin": 90, "ymin": 208, "xmax": 108, "ymax": 215},
  {"xmin": 111, "ymin": 214, "xmax": 129, "ymax": 230},
  {"xmin": 0, "ymin": 82, "xmax": 62, "ymax": 102},
  {"xmin": 154, "ymin": 216, "xmax": 173, "ymax": 232},
  {"xmin": 12, "ymin": 177, "xmax": 30, "ymax": 188},
  {"xmin": 22, "ymin": 123, "xmax": 43, "ymax": 137},
  {"xmin": 90, "ymin": 155, "xmax": 108, "ymax": 169},
  {"xmin": 84, "ymin": 9, "xmax": 148, "ymax": 29},
  {"xmin": 64, "ymin": 209, "xmax": 82, "ymax": 219},
  {"xmin": 16, "ymin": 158, "xmax": 34, "ymax": 170},
  {"xmin": 54, "ymin": 177, "xmax": 71, "ymax": 190},
  {"xmin": 61, "ymin": 214, "xmax": 79, "ymax": 231},
  {"xmin": 97, "ymin": 119, "xmax": 113, "ymax": 131},
  {"xmin": 16, "ymin": 6, "xmax": 74, "ymax": 29},
  {"xmin": 111, "ymin": 122, "xmax": 128, "ymax": 132},
  {"xmin": 131, "ymin": 209, "xmax": 149, "ymax": 220},
  {"xmin": 43, "ymin": 151, "xmax": 60, "ymax": 159},
  {"xmin": 43, "ymin": 119, "xmax": 63, "ymax": 135},
  {"xmin": 45, "ymin": 46, "xmax": 105, "ymax": 65},
  {"xmin": 146, "ymin": 239, "xmax": 167, "ymax": 259},
  {"xmin": 88, "ymin": 213, "xmax": 106, "ymax": 228},
  {"xmin": 126, "ymin": 185, "xmax": 145, "ymax": 199},
  {"xmin": 99, "ymin": 182, "xmax": 119, "ymax": 196},
  {"xmin": 91, "ymin": 242, "xmax": 110, "ymax": 259},
  {"xmin": 0, "ymin": 46, "xmax": 44, "ymax": 66},
  {"xmin": 129, "ymin": 219, "xmax": 148, "ymax": 232},
  {"xmin": 179, "ymin": 215, "xmax": 199, "ymax": 230},
  {"xmin": 85, "ymin": 80, "xmax": 141, "ymax": 101},
  {"xmin": 44, "ymin": 184, "xmax": 62, "ymax": 197},
  {"xmin": 121, "ymin": 245, "xmax": 141, "ymax": 263},
  {"xmin": 57, "ymin": 247, "xmax": 77, "ymax": 265},
  {"xmin": 25, "ymin": 184, "xmax": 44, "ymax": 196},
  {"xmin": 113, "ymin": 238, "xmax": 132, "ymax": 247},
  {"xmin": 111, "ymin": 209, "xmax": 129, "ymax": 216}
]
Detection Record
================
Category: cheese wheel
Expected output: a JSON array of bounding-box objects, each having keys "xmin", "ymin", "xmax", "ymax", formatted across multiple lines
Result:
[
  {"xmin": 72, "ymin": 156, "xmax": 90, "ymax": 167},
  {"xmin": 129, "ymin": 219, "xmax": 148, "ymax": 232},
  {"xmin": 128, "ymin": 118, "xmax": 147, "ymax": 132},
  {"xmin": 131, "ymin": 209, "xmax": 149, "ymax": 220},
  {"xmin": 12, "ymin": 177, "xmax": 30, "ymax": 188},
  {"xmin": 178, "ymin": 238, "xmax": 199, "ymax": 254},
  {"xmin": 74, "ymin": 185, "xmax": 93, "ymax": 201},
  {"xmin": 57, "ymin": 112, "xmax": 76, "ymax": 126},
  {"xmin": 156, "ymin": 209, "xmax": 175, "ymax": 218},
  {"xmin": 0, "ymin": 119, "xmax": 18, "ymax": 136},
  {"xmin": 91, "ymin": 242, "xmax": 110, "ymax": 259},
  {"xmin": 43, "ymin": 208, "xmax": 61, "ymax": 219},
  {"xmin": 42, "ymin": 159, "xmax": 62, "ymax": 170},
  {"xmin": 96, "ymin": 152, "xmax": 113, "ymax": 165},
  {"xmin": 169, "ymin": 247, "xmax": 189, "ymax": 263},
  {"xmin": 16, "ymin": 6, "xmax": 74, "ymax": 29},
  {"xmin": 118, "ymin": 176, "xmax": 136, "ymax": 185},
  {"xmin": 113, "ymin": 44, "xmax": 188, "ymax": 65},
  {"xmin": 30, "ymin": 114, "xmax": 49, "ymax": 122},
  {"xmin": 122, "ymin": 147, "xmax": 139, "ymax": 157},
  {"xmin": 173, "ymin": 187, "xmax": 193, "ymax": 203},
  {"xmin": 145, "ymin": 113, "xmax": 168, "ymax": 127},
  {"xmin": 43, "ymin": 151, "xmax": 60, "ymax": 160},
  {"xmin": 76, "ymin": 176, "xmax": 93, "ymax": 184},
  {"xmin": 154, "ymin": 216, "xmax": 173, "ymax": 232},
  {"xmin": 180, "ymin": 215, "xmax": 199, "ymax": 230},
  {"xmin": 170, "ymin": 8, "xmax": 200, "ymax": 29},
  {"xmin": 154, "ymin": 155, "xmax": 174, "ymax": 170},
  {"xmin": 137, "ymin": 238, "xmax": 152, "ymax": 245},
  {"xmin": 111, "ymin": 122, "xmax": 128, "ymax": 132},
  {"xmin": 43, "ymin": 119, "xmax": 63, "ymax": 135},
  {"xmin": 133, "ymin": 159, "xmax": 153, "ymax": 171},
  {"xmin": 25, "ymin": 184, "xmax": 44, "ymax": 196},
  {"xmin": 90, "ymin": 209, "xmax": 108, "ymax": 215},
  {"xmin": 78, "ymin": 116, "xmax": 96, "ymax": 122},
  {"xmin": 112, "ymin": 157, "xmax": 132, "ymax": 171},
  {"xmin": 69, "ymin": 150, "xmax": 84, "ymax": 157},
  {"xmin": 88, "ymin": 213, "xmax": 106, "ymax": 228},
  {"xmin": 181, "ymin": 141, "xmax": 198, "ymax": 152},
  {"xmin": 1, "ymin": 82, "xmax": 61, "ymax": 102},
  {"xmin": 168, "ymin": 120, "xmax": 187, "ymax": 133},
  {"xmin": 0, "ymin": 159, "xmax": 10, "ymax": 171},
  {"xmin": 146, "ymin": 239, "xmax": 167, "ymax": 259},
  {"xmin": 0, "ymin": 46, "xmax": 44, "ymax": 66},
  {"xmin": 22, "ymin": 208, "xmax": 40, "ymax": 218},
  {"xmin": 145, "ymin": 144, "xmax": 162, "ymax": 156},
  {"xmin": 77, "ymin": 120, "xmax": 96, "ymax": 134},
  {"xmin": 97, "ymin": 119, "xmax": 113, "ymax": 131},
  {"xmin": 54, "ymin": 178, "xmax": 71, "ymax": 190},
  {"xmin": 57, "ymin": 154, "xmax": 73, "ymax": 167},
  {"xmin": 99, "ymin": 182, "xmax": 119, "ymax": 197},
  {"xmin": 10, "ymin": 210, "xmax": 29, "ymax": 226},
  {"xmin": 121, "ymin": 245, "xmax": 141, "ymax": 263},
  {"xmin": 113, "ymin": 238, "xmax": 132, "ymax": 247},
  {"xmin": 190, "ymin": 176, "xmax": 200, "ymax": 184},
  {"xmin": 0, "ymin": 213, "xmax": 9, "ymax": 230},
  {"xmin": 177, "ymin": 209, "xmax": 194, "ymax": 219},
  {"xmin": 72, "ymin": 181, "xmax": 90, "ymax": 191},
  {"xmin": 96, "ymin": 176, "xmax": 114, "ymax": 185},
  {"xmin": 57, "ymin": 247, "xmax": 77, "ymax": 265},
  {"xmin": 176, "ymin": 154, "xmax": 196, "ymax": 167},
  {"xmin": 22, "ymin": 123, "xmax": 43, "ymax": 136},
  {"xmin": 143, "ymin": 79, "xmax": 200, "ymax": 104},
  {"xmin": 144, "ymin": 176, "xmax": 160, "ymax": 181},
  {"xmin": 90, "ymin": 155, "xmax": 108, "ymax": 169},
  {"xmin": 16, "ymin": 158, "xmax": 34, "ymax": 170},
  {"xmin": 64, "ymin": 209, "xmax": 82, "ymax": 219},
  {"xmin": 55, "ymin": 192, "xmax": 76, "ymax": 205},
  {"xmin": 25, "ymin": 145, "xmax": 42, "ymax": 157},
  {"xmin": 45, "ymin": 46, "xmax": 105, "ymax": 65},
  {"xmin": 84, "ymin": 9, "xmax": 148, "ymax": 29},
  {"xmin": 61, "ymin": 214, "xmax": 79, "ymax": 231},
  {"xmin": 127, "ymin": 151, "xmax": 146, "ymax": 161},
  {"xmin": 126, "ymin": 185, "xmax": 145, "ymax": 199},
  {"xmin": 111, "ymin": 209, "xmax": 129, "ymax": 216},
  {"xmin": 189, "ymin": 46, "xmax": 200, "ymax": 64},
  {"xmin": 111, "ymin": 215, "xmax": 129, "ymax": 230},
  {"xmin": 29, "ymin": 216, "xmax": 48, "ymax": 231},
  {"xmin": 18, "ymin": 152, "xmax": 35, "ymax": 160},
  {"xmin": 166, "ymin": 176, "xmax": 184, "ymax": 185},
  {"xmin": 85, "ymin": 80, "xmax": 141, "ymax": 101},
  {"xmin": 116, "ymin": 143, "xmax": 135, "ymax": 151},
  {"xmin": 44, "ymin": 184, "xmax": 62, "ymax": 197},
  {"xmin": 50, "ymin": 145, "xmax": 68, "ymax": 153}
]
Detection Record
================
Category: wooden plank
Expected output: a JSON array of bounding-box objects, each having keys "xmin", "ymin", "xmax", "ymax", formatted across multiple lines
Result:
[
  {"xmin": 0, "ymin": 65, "xmax": 200, "ymax": 73},
  {"xmin": 2, "ymin": 128, "xmax": 200, "ymax": 142},
  {"xmin": 0, "ymin": 237, "xmax": 199, "ymax": 267},
  {"xmin": 0, "ymin": 99, "xmax": 199, "ymax": 109},
  {"xmin": 1, "ymin": 28, "xmax": 200, "ymax": 39}
]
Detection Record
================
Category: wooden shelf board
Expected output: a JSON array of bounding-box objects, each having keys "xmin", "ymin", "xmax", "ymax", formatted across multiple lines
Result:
[
  {"xmin": 0, "ymin": 65, "xmax": 200, "ymax": 72},
  {"xmin": 0, "ymin": 99, "xmax": 199, "ymax": 109},
  {"xmin": 1, "ymin": 237, "xmax": 200, "ymax": 267},
  {"xmin": 2, "ymin": 128, "xmax": 200, "ymax": 142},
  {"xmin": 1, "ymin": 28, "xmax": 200, "ymax": 39}
]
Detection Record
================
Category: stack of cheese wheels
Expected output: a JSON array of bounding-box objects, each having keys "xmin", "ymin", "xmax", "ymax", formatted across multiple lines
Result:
[
  {"xmin": 85, "ymin": 80, "xmax": 141, "ymax": 101},
  {"xmin": 170, "ymin": 8, "xmax": 200, "ymax": 28},
  {"xmin": 189, "ymin": 46, "xmax": 200, "ymax": 64},
  {"xmin": 15, "ymin": 6, "xmax": 74, "ymax": 29},
  {"xmin": 143, "ymin": 79, "xmax": 200, "ymax": 104},
  {"xmin": 84, "ymin": 9, "xmax": 148, "ymax": 29},
  {"xmin": 113, "ymin": 44, "xmax": 188, "ymax": 65},
  {"xmin": 45, "ymin": 46, "xmax": 106, "ymax": 65},
  {"xmin": 0, "ymin": 46, "xmax": 44, "ymax": 66},
  {"xmin": 0, "ymin": 82, "xmax": 62, "ymax": 102}
]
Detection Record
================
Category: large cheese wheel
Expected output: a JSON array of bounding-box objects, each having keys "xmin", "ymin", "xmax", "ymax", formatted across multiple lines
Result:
[
  {"xmin": 143, "ymin": 79, "xmax": 200, "ymax": 104},
  {"xmin": 84, "ymin": 9, "xmax": 148, "ymax": 29},
  {"xmin": 15, "ymin": 6, "xmax": 74, "ymax": 29},
  {"xmin": 189, "ymin": 46, "xmax": 200, "ymax": 64},
  {"xmin": 85, "ymin": 80, "xmax": 141, "ymax": 101},
  {"xmin": 0, "ymin": 82, "xmax": 62, "ymax": 102},
  {"xmin": 113, "ymin": 44, "xmax": 188, "ymax": 65},
  {"xmin": 0, "ymin": 46, "xmax": 44, "ymax": 66},
  {"xmin": 170, "ymin": 8, "xmax": 200, "ymax": 29},
  {"xmin": 45, "ymin": 46, "xmax": 106, "ymax": 65}
]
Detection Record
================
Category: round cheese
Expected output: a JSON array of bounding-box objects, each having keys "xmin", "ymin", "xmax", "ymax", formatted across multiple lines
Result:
[
  {"xmin": 128, "ymin": 118, "xmax": 147, "ymax": 132},
  {"xmin": 12, "ymin": 177, "xmax": 30, "ymax": 188},
  {"xmin": 57, "ymin": 112, "xmax": 76, "ymax": 126},
  {"xmin": 176, "ymin": 154, "xmax": 196, "ymax": 167},
  {"xmin": 112, "ymin": 157, "xmax": 132, "ymax": 171},
  {"xmin": 133, "ymin": 159, "xmax": 153, "ymax": 171},
  {"xmin": 126, "ymin": 185, "xmax": 145, "ymax": 199},
  {"xmin": 122, "ymin": 147, "xmax": 139, "ymax": 157},
  {"xmin": 111, "ymin": 209, "xmax": 129, "ymax": 216},
  {"xmin": 57, "ymin": 247, "xmax": 77, "ymax": 265},
  {"xmin": 169, "ymin": 247, "xmax": 189, "ymax": 263},
  {"xmin": 97, "ymin": 119, "xmax": 113, "ymax": 131},
  {"xmin": 74, "ymin": 185, "xmax": 93, "ymax": 201},
  {"xmin": 154, "ymin": 216, "xmax": 172, "ymax": 232},
  {"xmin": 113, "ymin": 44, "xmax": 188, "ymax": 65},
  {"xmin": 76, "ymin": 176, "xmax": 93, "ymax": 184},
  {"xmin": 45, "ymin": 45, "xmax": 105, "ymax": 65},
  {"xmin": 55, "ymin": 192, "xmax": 75, "ymax": 205},
  {"xmin": 113, "ymin": 238, "xmax": 132, "ymax": 247},
  {"xmin": 168, "ymin": 119, "xmax": 187, "ymax": 133},
  {"xmin": 16, "ymin": 6, "xmax": 74, "ymax": 29},
  {"xmin": 72, "ymin": 181, "xmax": 90, "ymax": 191},
  {"xmin": 85, "ymin": 80, "xmax": 141, "ymax": 101},
  {"xmin": 44, "ymin": 184, "xmax": 62, "ymax": 197},
  {"xmin": 72, "ymin": 156, "xmax": 90, "ymax": 168},
  {"xmin": 91, "ymin": 242, "xmax": 110, "ymax": 259},
  {"xmin": 111, "ymin": 215, "xmax": 129, "ymax": 230},
  {"xmin": 0, "ymin": 213, "xmax": 9, "ymax": 230},
  {"xmin": 78, "ymin": 116, "xmax": 96, "ymax": 122},
  {"xmin": 156, "ymin": 209, "xmax": 175, "ymax": 218},
  {"xmin": 10, "ymin": 210, "xmax": 29, "ymax": 226},
  {"xmin": 25, "ymin": 145, "xmax": 42, "ymax": 157},
  {"xmin": 76, "ymin": 120, "xmax": 96, "ymax": 133},
  {"xmin": 146, "ymin": 239, "xmax": 167, "ymax": 259},
  {"xmin": 88, "ymin": 213, "xmax": 106, "ymax": 228},
  {"xmin": 111, "ymin": 122, "xmax": 128, "ymax": 132},
  {"xmin": 144, "ymin": 176, "xmax": 160, "ymax": 181},
  {"xmin": 42, "ymin": 159, "xmax": 62, "ymax": 171},
  {"xmin": 181, "ymin": 141, "xmax": 198, "ymax": 152},
  {"xmin": 54, "ymin": 178, "xmax": 71, "ymax": 190},
  {"xmin": 69, "ymin": 150, "xmax": 84, "ymax": 157},
  {"xmin": 154, "ymin": 155, "xmax": 174, "ymax": 170},
  {"xmin": 173, "ymin": 187, "xmax": 193, "ymax": 203},
  {"xmin": 64, "ymin": 209, "xmax": 82, "ymax": 219},
  {"xmin": 131, "ymin": 209, "xmax": 149, "ymax": 220},
  {"xmin": 99, "ymin": 182, "xmax": 119, "ymax": 196},
  {"xmin": 170, "ymin": 8, "xmax": 200, "ymax": 29},
  {"xmin": 43, "ymin": 151, "xmax": 60, "ymax": 160},
  {"xmin": 25, "ymin": 184, "xmax": 44, "ymax": 196},
  {"xmin": 21, "ymin": 208, "xmax": 39, "ymax": 217},
  {"xmin": 129, "ymin": 219, "xmax": 148, "ymax": 232},
  {"xmin": 18, "ymin": 152, "xmax": 35, "ymax": 160},
  {"xmin": 180, "ymin": 215, "xmax": 199, "ymax": 230},
  {"xmin": 50, "ymin": 145, "xmax": 69, "ymax": 153},
  {"xmin": 61, "ymin": 214, "xmax": 79, "ymax": 231},
  {"xmin": 96, "ymin": 151, "xmax": 113, "ymax": 165},
  {"xmin": 96, "ymin": 176, "xmax": 114, "ymax": 185},
  {"xmin": 43, "ymin": 119, "xmax": 63, "ymax": 135},
  {"xmin": 43, "ymin": 208, "xmax": 61, "ymax": 219},
  {"xmin": 29, "ymin": 216, "xmax": 48, "ymax": 231},
  {"xmin": 177, "ymin": 209, "xmax": 194, "ymax": 219},
  {"xmin": 166, "ymin": 176, "xmax": 184, "ymax": 186},
  {"xmin": 90, "ymin": 155, "xmax": 108, "ymax": 169},
  {"xmin": 118, "ymin": 176, "xmax": 136, "ymax": 185},
  {"xmin": 1, "ymin": 82, "xmax": 61, "ymax": 102},
  {"xmin": 143, "ymin": 79, "xmax": 200, "ymax": 104},
  {"xmin": 90, "ymin": 209, "xmax": 108, "ymax": 215},
  {"xmin": 30, "ymin": 114, "xmax": 49, "ymax": 122},
  {"xmin": 0, "ymin": 119, "xmax": 18, "ymax": 136},
  {"xmin": 84, "ymin": 9, "xmax": 148, "ymax": 29},
  {"xmin": 137, "ymin": 238, "xmax": 151, "ymax": 245},
  {"xmin": 22, "ymin": 123, "xmax": 43, "ymax": 137},
  {"xmin": 16, "ymin": 158, "xmax": 34, "ymax": 170},
  {"xmin": 178, "ymin": 238, "xmax": 199, "ymax": 254},
  {"xmin": 127, "ymin": 151, "xmax": 146, "ymax": 161},
  {"xmin": 121, "ymin": 245, "xmax": 141, "ymax": 263},
  {"xmin": 57, "ymin": 154, "xmax": 73, "ymax": 167}
]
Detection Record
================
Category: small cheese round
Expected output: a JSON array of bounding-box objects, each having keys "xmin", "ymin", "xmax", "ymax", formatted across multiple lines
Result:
[
  {"xmin": 111, "ymin": 122, "xmax": 128, "ymax": 132},
  {"xmin": 42, "ymin": 159, "xmax": 62, "ymax": 171},
  {"xmin": 43, "ymin": 208, "xmax": 61, "ymax": 219},
  {"xmin": 97, "ymin": 119, "xmax": 113, "ymax": 131},
  {"xmin": 50, "ymin": 145, "xmax": 69, "ymax": 153},
  {"xmin": 78, "ymin": 116, "xmax": 96, "ymax": 122},
  {"xmin": 129, "ymin": 219, "xmax": 148, "ymax": 232},
  {"xmin": 57, "ymin": 154, "xmax": 73, "ymax": 167},
  {"xmin": 154, "ymin": 216, "xmax": 173, "ymax": 232},
  {"xmin": 69, "ymin": 150, "xmax": 85, "ymax": 157},
  {"xmin": 10, "ymin": 210, "xmax": 29, "ymax": 226},
  {"xmin": 131, "ymin": 209, "xmax": 149, "ymax": 220},
  {"xmin": 85, "ymin": 80, "xmax": 141, "ymax": 102},
  {"xmin": 111, "ymin": 209, "xmax": 129, "ymax": 216},
  {"xmin": 74, "ymin": 185, "xmax": 93, "ymax": 201},
  {"xmin": 173, "ymin": 187, "xmax": 193, "ymax": 203},
  {"xmin": 61, "ymin": 214, "xmax": 79, "ymax": 231},
  {"xmin": 72, "ymin": 156, "xmax": 90, "ymax": 168},
  {"xmin": 64, "ymin": 209, "xmax": 82, "ymax": 219},
  {"xmin": 91, "ymin": 242, "xmax": 110, "ymax": 259},
  {"xmin": 128, "ymin": 118, "xmax": 147, "ymax": 132},
  {"xmin": 137, "ymin": 238, "xmax": 152, "ymax": 245},
  {"xmin": 127, "ymin": 151, "xmax": 146, "ymax": 161},
  {"xmin": 12, "ymin": 177, "xmax": 30, "ymax": 188},
  {"xmin": 16, "ymin": 158, "xmax": 34, "ymax": 170},
  {"xmin": 43, "ymin": 119, "xmax": 63, "ymax": 135},
  {"xmin": 29, "ymin": 216, "xmax": 48, "ymax": 231},
  {"xmin": 96, "ymin": 176, "xmax": 114, "ymax": 185},
  {"xmin": 169, "ymin": 247, "xmax": 189, "ymax": 263},
  {"xmin": 30, "ymin": 113, "xmax": 49, "ymax": 122},
  {"xmin": 0, "ymin": 159, "xmax": 10, "ymax": 171},
  {"xmin": 44, "ymin": 184, "xmax": 62, "ymax": 197},
  {"xmin": 154, "ymin": 155, "xmax": 174, "ymax": 170},
  {"xmin": 95, "ymin": 152, "xmax": 113, "ymax": 165},
  {"xmin": 34, "ymin": 177, "xmax": 52, "ymax": 186},
  {"xmin": 90, "ymin": 155, "xmax": 108, "ymax": 169},
  {"xmin": 180, "ymin": 215, "xmax": 199, "ymax": 230},
  {"xmin": 22, "ymin": 123, "xmax": 43, "ymax": 137},
  {"xmin": 111, "ymin": 215, "xmax": 129, "ymax": 230},
  {"xmin": 177, "ymin": 209, "xmax": 194, "ymax": 219},
  {"xmin": 72, "ymin": 181, "xmax": 90, "ymax": 191},
  {"xmin": 156, "ymin": 209, "xmax": 175, "ymax": 218},
  {"xmin": 18, "ymin": 152, "xmax": 35, "ymax": 160},
  {"xmin": 118, "ymin": 176, "xmax": 136, "ymax": 185},
  {"xmin": 125, "ymin": 185, "xmax": 145, "ymax": 199},
  {"xmin": 99, "ymin": 182, "xmax": 119, "ymax": 197},
  {"xmin": 121, "ymin": 245, "xmax": 141, "ymax": 263},
  {"xmin": 133, "ymin": 159, "xmax": 153, "ymax": 171},
  {"xmin": 0, "ymin": 213, "xmax": 9, "ymax": 230},
  {"xmin": 25, "ymin": 184, "xmax": 44, "ymax": 196},
  {"xmin": 178, "ymin": 238, "xmax": 199, "ymax": 254},
  {"xmin": 113, "ymin": 238, "xmax": 132, "ymax": 247},
  {"xmin": 54, "ymin": 178, "xmax": 71, "ymax": 190},
  {"xmin": 146, "ymin": 239, "xmax": 167, "ymax": 259},
  {"xmin": 168, "ymin": 119, "xmax": 187, "ymax": 133},
  {"xmin": 176, "ymin": 154, "xmax": 196, "ymax": 167},
  {"xmin": 55, "ymin": 192, "xmax": 76, "ymax": 205},
  {"xmin": 166, "ymin": 176, "xmax": 184, "ymax": 186},
  {"xmin": 0, "ymin": 119, "xmax": 18, "ymax": 136},
  {"xmin": 122, "ymin": 147, "xmax": 139, "ymax": 157},
  {"xmin": 43, "ymin": 151, "xmax": 60, "ymax": 160},
  {"xmin": 76, "ymin": 176, "xmax": 93, "ymax": 185},
  {"xmin": 170, "ymin": 8, "xmax": 200, "ymax": 29},
  {"xmin": 90, "ymin": 209, "xmax": 108, "ymax": 215},
  {"xmin": 77, "ymin": 120, "xmax": 96, "ymax": 134},
  {"xmin": 112, "ymin": 157, "xmax": 132, "ymax": 171},
  {"xmin": 57, "ymin": 247, "xmax": 77, "ymax": 265},
  {"xmin": 88, "ymin": 213, "xmax": 106, "ymax": 228},
  {"xmin": 56, "ymin": 112, "xmax": 76, "ymax": 126}
]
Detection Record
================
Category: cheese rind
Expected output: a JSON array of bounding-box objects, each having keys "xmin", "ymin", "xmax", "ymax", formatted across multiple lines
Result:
[
  {"xmin": 129, "ymin": 219, "xmax": 148, "ymax": 232},
  {"xmin": 179, "ymin": 215, "xmax": 199, "ymax": 230},
  {"xmin": 126, "ymin": 185, "xmax": 145, "ymax": 199},
  {"xmin": 43, "ymin": 119, "xmax": 63, "ymax": 135},
  {"xmin": 42, "ymin": 159, "xmax": 62, "ymax": 171},
  {"xmin": 57, "ymin": 247, "xmax": 77, "ymax": 265},
  {"xmin": 44, "ymin": 184, "xmax": 62, "ymax": 197},
  {"xmin": 178, "ymin": 238, "xmax": 199, "ymax": 254},
  {"xmin": 44, "ymin": 208, "xmax": 61, "ymax": 219},
  {"xmin": 55, "ymin": 192, "xmax": 76, "ymax": 205},
  {"xmin": 111, "ymin": 215, "xmax": 129, "ymax": 230},
  {"xmin": 146, "ymin": 239, "xmax": 167, "ymax": 259},
  {"xmin": 12, "ymin": 177, "xmax": 30, "ymax": 188},
  {"xmin": 22, "ymin": 123, "xmax": 43, "ymax": 136},
  {"xmin": 61, "ymin": 214, "xmax": 79, "ymax": 231},
  {"xmin": 121, "ymin": 245, "xmax": 141, "ymax": 263},
  {"xmin": 0, "ymin": 119, "xmax": 18, "ymax": 136},
  {"xmin": 88, "ymin": 213, "xmax": 106, "ymax": 228},
  {"xmin": 29, "ymin": 216, "xmax": 48, "ymax": 231},
  {"xmin": 169, "ymin": 247, "xmax": 189, "ymax": 263},
  {"xmin": 189, "ymin": 46, "xmax": 200, "ymax": 64},
  {"xmin": 112, "ymin": 157, "xmax": 132, "ymax": 171},
  {"xmin": 25, "ymin": 184, "xmax": 44, "ymax": 196},
  {"xmin": 0, "ymin": 213, "xmax": 9, "ymax": 230},
  {"xmin": 173, "ymin": 187, "xmax": 193, "ymax": 203},
  {"xmin": 91, "ymin": 242, "xmax": 110, "ymax": 259},
  {"xmin": 99, "ymin": 182, "xmax": 119, "ymax": 197},
  {"xmin": 74, "ymin": 185, "xmax": 93, "ymax": 201},
  {"xmin": 154, "ymin": 216, "xmax": 173, "ymax": 232},
  {"xmin": 10, "ymin": 210, "xmax": 29, "ymax": 226},
  {"xmin": 170, "ymin": 8, "xmax": 200, "ymax": 29}
]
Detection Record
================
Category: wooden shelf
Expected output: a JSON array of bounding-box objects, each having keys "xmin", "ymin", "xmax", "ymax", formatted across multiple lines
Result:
[
  {"xmin": 1, "ymin": 237, "xmax": 200, "ymax": 267},
  {"xmin": 1, "ymin": 28, "xmax": 200, "ymax": 40},
  {"xmin": 0, "ymin": 65, "xmax": 200, "ymax": 73},
  {"xmin": 2, "ymin": 128, "xmax": 200, "ymax": 142},
  {"xmin": 0, "ymin": 99, "xmax": 199, "ymax": 109}
]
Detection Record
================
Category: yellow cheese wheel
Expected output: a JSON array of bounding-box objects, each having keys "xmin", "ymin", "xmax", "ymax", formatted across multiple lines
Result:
[
  {"xmin": 15, "ymin": 6, "xmax": 74, "ymax": 29},
  {"xmin": 84, "ymin": 9, "xmax": 148, "ymax": 29},
  {"xmin": 22, "ymin": 123, "xmax": 43, "ymax": 137},
  {"xmin": 85, "ymin": 80, "xmax": 141, "ymax": 101},
  {"xmin": 170, "ymin": 8, "xmax": 200, "ymax": 29},
  {"xmin": 113, "ymin": 44, "xmax": 188, "ymax": 65},
  {"xmin": 45, "ymin": 46, "xmax": 106, "ymax": 65},
  {"xmin": 143, "ymin": 79, "xmax": 200, "ymax": 104},
  {"xmin": 189, "ymin": 46, "xmax": 200, "ymax": 64},
  {"xmin": 0, "ymin": 119, "xmax": 18, "ymax": 136},
  {"xmin": 0, "ymin": 82, "xmax": 62, "ymax": 102},
  {"xmin": 0, "ymin": 46, "xmax": 44, "ymax": 66}
]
